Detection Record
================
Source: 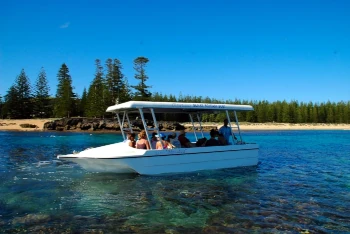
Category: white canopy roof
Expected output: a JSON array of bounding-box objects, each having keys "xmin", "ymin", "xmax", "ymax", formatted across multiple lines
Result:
[{"xmin": 106, "ymin": 101, "xmax": 254, "ymax": 113}]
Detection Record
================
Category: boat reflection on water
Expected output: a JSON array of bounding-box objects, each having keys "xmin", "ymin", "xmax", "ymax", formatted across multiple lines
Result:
[{"xmin": 67, "ymin": 166, "xmax": 259, "ymax": 218}]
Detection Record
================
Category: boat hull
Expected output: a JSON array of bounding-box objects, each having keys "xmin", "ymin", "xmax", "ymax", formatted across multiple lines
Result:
[{"xmin": 58, "ymin": 143, "xmax": 259, "ymax": 175}]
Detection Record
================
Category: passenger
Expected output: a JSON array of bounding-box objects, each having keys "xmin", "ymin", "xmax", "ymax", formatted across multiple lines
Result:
[
  {"xmin": 156, "ymin": 133, "xmax": 168, "ymax": 150},
  {"xmin": 123, "ymin": 132, "xmax": 132, "ymax": 144},
  {"xmin": 128, "ymin": 133, "xmax": 136, "ymax": 148},
  {"xmin": 195, "ymin": 137, "xmax": 207, "ymax": 147},
  {"xmin": 218, "ymin": 133, "xmax": 227, "ymax": 146},
  {"xmin": 136, "ymin": 130, "xmax": 150, "ymax": 150},
  {"xmin": 135, "ymin": 133, "xmax": 141, "ymax": 146},
  {"xmin": 205, "ymin": 129, "xmax": 220, "ymax": 146},
  {"xmin": 164, "ymin": 134, "xmax": 176, "ymax": 149},
  {"xmin": 178, "ymin": 130, "xmax": 192, "ymax": 148},
  {"xmin": 169, "ymin": 132, "xmax": 181, "ymax": 148},
  {"xmin": 150, "ymin": 132, "xmax": 158, "ymax": 149},
  {"xmin": 218, "ymin": 119, "xmax": 237, "ymax": 145}
]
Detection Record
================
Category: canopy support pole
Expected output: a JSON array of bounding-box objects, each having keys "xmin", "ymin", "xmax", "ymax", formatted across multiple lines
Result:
[{"xmin": 189, "ymin": 113, "xmax": 198, "ymax": 141}]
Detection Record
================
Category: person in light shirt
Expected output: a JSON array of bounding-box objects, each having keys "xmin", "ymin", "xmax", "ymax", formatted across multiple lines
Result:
[
  {"xmin": 218, "ymin": 119, "xmax": 237, "ymax": 145},
  {"xmin": 169, "ymin": 132, "xmax": 181, "ymax": 148},
  {"xmin": 123, "ymin": 132, "xmax": 132, "ymax": 144}
]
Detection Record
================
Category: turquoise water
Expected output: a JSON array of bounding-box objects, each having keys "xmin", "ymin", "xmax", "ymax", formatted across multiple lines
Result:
[{"xmin": 0, "ymin": 130, "xmax": 349, "ymax": 233}]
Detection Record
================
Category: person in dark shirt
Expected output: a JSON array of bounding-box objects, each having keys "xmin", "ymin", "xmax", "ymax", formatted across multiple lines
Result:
[
  {"xmin": 218, "ymin": 133, "xmax": 227, "ymax": 145},
  {"xmin": 205, "ymin": 129, "xmax": 220, "ymax": 147},
  {"xmin": 178, "ymin": 130, "xmax": 192, "ymax": 148}
]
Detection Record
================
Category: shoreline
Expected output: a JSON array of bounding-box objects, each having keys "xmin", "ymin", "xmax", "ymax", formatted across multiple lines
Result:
[{"xmin": 0, "ymin": 119, "xmax": 349, "ymax": 132}]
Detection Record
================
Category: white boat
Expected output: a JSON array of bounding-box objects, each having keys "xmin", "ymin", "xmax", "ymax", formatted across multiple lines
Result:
[{"xmin": 57, "ymin": 101, "xmax": 259, "ymax": 175}]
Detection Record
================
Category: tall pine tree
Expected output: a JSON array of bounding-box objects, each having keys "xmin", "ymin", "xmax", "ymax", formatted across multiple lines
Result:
[
  {"xmin": 131, "ymin": 56, "xmax": 152, "ymax": 101},
  {"xmin": 0, "ymin": 94, "xmax": 3, "ymax": 118},
  {"xmin": 119, "ymin": 77, "xmax": 132, "ymax": 103},
  {"xmin": 86, "ymin": 59, "xmax": 106, "ymax": 117},
  {"xmin": 2, "ymin": 85, "xmax": 20, "ymax": 118},
  {"xmin": 33, "ymin": 67, "xmax": 51, "ymax": 118},
  {"xmin": 105, "ymin": 58, "xmax": 121, "ymax": 105},
  {"xmin": 79, "ymin": 88, "xmax": 87, "ymax": 116},
  {"xmin": 54, "ymin": 63, "xmax": 75, "ymax": 117},
  {"xmin": 15, "ymin": 69, "xmax": 32, "ymax": 118},
  {"xmin": 105, "ymin": 58, "xmax": 131, "ymax": 105}
]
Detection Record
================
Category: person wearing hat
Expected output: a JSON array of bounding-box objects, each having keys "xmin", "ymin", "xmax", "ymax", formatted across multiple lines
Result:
[{"xmin": 178, "ymin": 130, "xmax": 192, "ymax": 148}]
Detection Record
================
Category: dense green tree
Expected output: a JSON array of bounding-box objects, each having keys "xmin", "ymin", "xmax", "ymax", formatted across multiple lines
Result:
[
  {"xmin": 105, "ymin": 58, "xmax": 122, "ymax": 105},
  {"xmin": 54, "ymin": 63, "xmax": 75, "ymax": 117},
  {"xmin": 104, "ymin": 58, "xmax": 132, "ymax": 111},
  {"xmin": 120, "ymin": 78, "xmax": 132, "ymax": 102},
  {"xmin": 343, "ymin": 102, "xmax": 348, "ymax": 123},
  {"xmin": 2, "ymin": 85, "xmax": 20, "ymax": 118},
  {"xmin": 325, "ymin": 101, "xmax": 335, "ymax": 123},
  {"xmin": 281, "ymin": 101, "xmax": 290, "ymax": 123},
  {"xmin": 131, "ymin": 56, "xmax": 152, "ymax": 101},
  {"xmin": 151, "ymin": 92, "xmax": 163, "ymax": 101},
  {"xmin": 78, "ymin": 88, "xmax": 87, "ymax": 116},
  {"xmin": 86, "ymin": 59, "xmax": 106, "ymax": 117},
  {"xmin": 168, "ymin": 94, "xmax": 177, "ymax": 102},
  {"xmin": 0, "ymin": 94, "xmax": 3, "ymax": 118},
  {"xmin": 318, "ymin": 103, "xmax": 326, "ymax": 123},
  {"xmin": 346, "ymin": 101, "xmax": 350, "ymax": 123},
  {"xmin": 14, "ymin": 69, "xmax": 33, "ymax": 118},
  {"xmin": 33, "ymin": 67, "xmax": 51, "ymax": 118},
  {"xmin": 256, "ymin": 100, "xmax": 268, "ymax": 123}
]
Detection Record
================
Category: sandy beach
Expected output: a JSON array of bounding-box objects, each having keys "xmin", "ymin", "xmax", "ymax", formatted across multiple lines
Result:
[
  {"xmin": 0, "ymin": 119, "xmax": 55, "ymax": 131},
  {"xmin": 0, "ymin": 119, "xmax": 349, "ymax": 131}
]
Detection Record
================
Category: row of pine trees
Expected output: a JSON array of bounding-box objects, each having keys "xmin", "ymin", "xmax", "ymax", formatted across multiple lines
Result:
[
  {"xmin": 1, "ymin": 57, "xmax": 349, "ymax": 123},
  {"xmin": 1, "ymin": 57, "xmax": 152, "ymax": 119}
]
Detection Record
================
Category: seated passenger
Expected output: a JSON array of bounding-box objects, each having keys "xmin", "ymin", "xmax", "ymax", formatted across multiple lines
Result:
[
  {"xmin": 136, "ymin": 130, "xmax": 150, "ymax": 150},
  {"xmin": 218, "ymin": 133, "xmax": 227, "ymax": 145},
  {"xmin": 205, "ymin": 129, "xmax": 220, "ymax": 147},
  {"xmin": 123, "ymin": 132, "xmax": 132, "ymax": 144},
  {"xmin": 156, "ymin": 133, "xmax": 168, "ymax": 150},
  {"xmin": 128, "ymin": 133, "xmax": 136, "ymax": 148},
  {"xmin": 169, "ymin": 132, "xmax": 181, "ymax": 148},
  {"xmin": 178, "ymin": 130, "xmax": 192, "ymax": 148},
  {"xmin": 195, "ymin": 137, "xmax": 207, "ymax": 147},
  {"xmin": 150, "ymin": 132, "xmax": 158, "ymax": 149}
]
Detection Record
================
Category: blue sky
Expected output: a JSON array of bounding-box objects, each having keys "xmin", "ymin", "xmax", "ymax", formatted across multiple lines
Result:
[{"xmin": 1, "ymin": 0, "xmax": 349, "ymax": 103}]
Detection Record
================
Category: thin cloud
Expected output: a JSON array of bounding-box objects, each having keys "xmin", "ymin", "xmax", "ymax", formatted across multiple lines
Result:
[{"xmin": 60, "ymin": 22, "xmax": 70, "ymax": 29}]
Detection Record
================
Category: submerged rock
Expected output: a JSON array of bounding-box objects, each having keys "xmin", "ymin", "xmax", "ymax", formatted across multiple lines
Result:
[{"xmin": 12, "ymin": 213, "xmax": 50, "ymax": 225}]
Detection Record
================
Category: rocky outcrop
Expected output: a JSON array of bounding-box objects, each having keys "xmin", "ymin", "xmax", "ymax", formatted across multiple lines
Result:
[
  {"xmin": 43, "ymin": 118, "xmax": 198, "ymax": 132},
  {"xmin": 19, "ymin": 123, "xmax": 38, "ymax": 129}
]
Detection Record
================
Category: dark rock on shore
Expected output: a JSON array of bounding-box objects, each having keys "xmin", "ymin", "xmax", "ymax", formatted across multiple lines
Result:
[
  {"xmin": 43, "ymin": 118, "xmax": 192, "ymax": 132},
  {"xmin": 19, "ymin": 123, "xmax": 38, "ymax": 129}
]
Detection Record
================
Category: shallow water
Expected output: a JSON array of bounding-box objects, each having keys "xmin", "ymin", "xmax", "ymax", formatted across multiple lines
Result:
[{"xmin": 0, "ymin": 130, "xmax": 349, "ymax": 233}]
